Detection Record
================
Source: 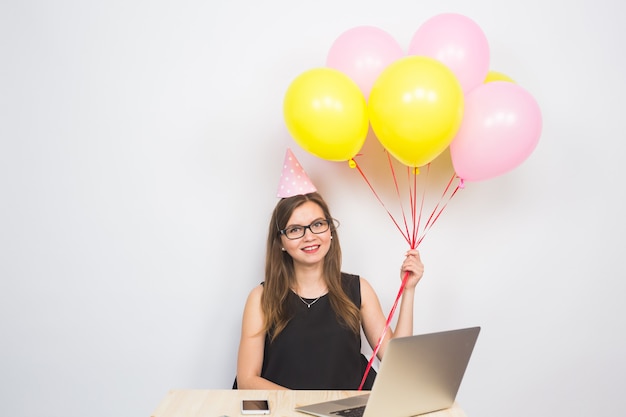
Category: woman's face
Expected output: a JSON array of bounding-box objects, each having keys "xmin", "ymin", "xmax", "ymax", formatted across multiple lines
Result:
[{"xmin": 280, "ymin": 201, "xmax": 332, "ymax": 267}]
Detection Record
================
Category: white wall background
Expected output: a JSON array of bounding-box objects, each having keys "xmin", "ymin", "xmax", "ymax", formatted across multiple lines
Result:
[{"xmin": 1, "ymin": 1, "xmax": 624, "ymax": 416}]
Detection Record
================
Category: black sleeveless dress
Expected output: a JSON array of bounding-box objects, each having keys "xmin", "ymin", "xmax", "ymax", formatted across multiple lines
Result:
[{"xmin": 260, "ymin": 273, "xmax": 377, "ymax": 390}]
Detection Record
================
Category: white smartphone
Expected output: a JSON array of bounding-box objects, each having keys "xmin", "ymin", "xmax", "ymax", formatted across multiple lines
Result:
[{"xmin": 241, "ymin": 399, "xmax": 270, "ymax": 415}]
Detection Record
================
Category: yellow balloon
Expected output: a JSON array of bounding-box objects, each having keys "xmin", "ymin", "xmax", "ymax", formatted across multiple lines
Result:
[
  {"xmin": 484, "ymin": 70, "xmax": 515, "ymax": 83},
  {"xmin": 368, "ymin": 56, "xmax": 464, "ymax": 168},
  {"xmin": 283, "ymin": 68, "xmax": 368, "ymax": 162}
]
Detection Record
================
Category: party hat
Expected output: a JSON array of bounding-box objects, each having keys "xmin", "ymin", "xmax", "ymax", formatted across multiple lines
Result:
[{"xmin": 277, "ymin": 148, "xmax": 317, "ymax": 198}]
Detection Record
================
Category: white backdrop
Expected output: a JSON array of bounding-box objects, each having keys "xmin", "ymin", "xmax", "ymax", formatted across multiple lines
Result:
[{"xmin": 1, "ymin": 1, "xmax": 624, "ymax": 417}]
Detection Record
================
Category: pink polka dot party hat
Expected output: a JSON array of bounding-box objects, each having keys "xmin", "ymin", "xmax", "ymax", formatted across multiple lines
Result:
[{"xmin": 276, "ymin": 148, "xmax": 317, "ymax": 198}]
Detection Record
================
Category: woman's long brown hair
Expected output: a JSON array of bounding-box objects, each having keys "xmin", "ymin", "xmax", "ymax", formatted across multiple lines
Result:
[{"xmin": 261, "ymin": 192, "xmax": 361, "ymax": 341}]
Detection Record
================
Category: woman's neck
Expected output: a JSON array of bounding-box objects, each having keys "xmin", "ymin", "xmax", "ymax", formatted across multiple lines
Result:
[{"xmin": 292, "ymin": 264, "xmax": 327, "ymax": 298}]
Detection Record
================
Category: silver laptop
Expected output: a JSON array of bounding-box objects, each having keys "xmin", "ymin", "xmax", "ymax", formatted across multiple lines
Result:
[{"xmin": 295, "ymin": 326, "xmax": 480, "ymax": 417}]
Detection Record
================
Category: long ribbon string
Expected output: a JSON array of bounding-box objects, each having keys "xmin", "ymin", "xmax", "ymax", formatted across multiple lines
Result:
[{"xmin": 351, "ymin": 156, "xmax": 461, "ymax": 390}]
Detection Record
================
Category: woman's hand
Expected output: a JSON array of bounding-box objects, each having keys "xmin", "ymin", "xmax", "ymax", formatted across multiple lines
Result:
[{"xmin": 401, "ymin": 249, "xmax": 424, "ymax": 290}]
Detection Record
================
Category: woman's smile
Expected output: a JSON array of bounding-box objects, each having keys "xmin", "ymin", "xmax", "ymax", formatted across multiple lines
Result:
[{"xmin": 301, "ymin": 244, "xmax": 320, "ymax": 253}]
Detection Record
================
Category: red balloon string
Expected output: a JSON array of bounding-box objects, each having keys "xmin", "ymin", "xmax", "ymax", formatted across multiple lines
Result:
[
  {"xmin": 386, "ymin": 151, "xmax": 416, "ymax": 246},
  {"xmin": 410, "ymin": 163, "xmax": 429, "ymax": 246},
  {"xmin": 351, "ymin": 155, "xmax": 461, "ymax": 390},
  {"xmin": 352, "ymin": 159, "xmax": 413, "ymax": 247},
  {"xmin": 358, "ymin": 270, "xmax": 411, "ymax": 390},
  {"xmin": 416, "ymin": 172, "xmax": 461, "ymax": 247}
]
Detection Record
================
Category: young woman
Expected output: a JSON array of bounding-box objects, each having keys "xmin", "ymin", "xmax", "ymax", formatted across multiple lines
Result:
[{"xmin": 236, "ymin": 192, "xmax": 424, "ymax": 389}]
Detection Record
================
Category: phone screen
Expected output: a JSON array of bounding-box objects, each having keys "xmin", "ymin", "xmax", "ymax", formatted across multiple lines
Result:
[{"xmin": 241, "ymin": 400, "xmax": 270, "ymax": 414}]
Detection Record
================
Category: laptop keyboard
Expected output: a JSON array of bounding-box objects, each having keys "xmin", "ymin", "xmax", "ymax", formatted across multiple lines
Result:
[{"xmin": 330, "ymin": 405, "xmax": 366, "ymax": 417}]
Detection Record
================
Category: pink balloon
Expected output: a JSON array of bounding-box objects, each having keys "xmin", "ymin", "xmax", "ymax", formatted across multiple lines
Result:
[
  {"xmin": 327, "ymin": 26, "xmax": 404, "ymax": 99},
  {"xmin": 450, "ymin": 81, "xmax": 542, "ymax": 182},
  {"xmin": 408, "ymin": 13, "xmax": 490, "ymax": 94}
]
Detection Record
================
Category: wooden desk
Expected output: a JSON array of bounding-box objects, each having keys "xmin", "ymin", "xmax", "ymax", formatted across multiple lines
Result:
[{"xmin": 151, "ymin": 389, "xmax": 467, "ymax": 417}]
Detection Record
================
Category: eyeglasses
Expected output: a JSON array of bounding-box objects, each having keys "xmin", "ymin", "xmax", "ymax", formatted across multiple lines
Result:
[{"xmin": 279, "ymin": 218, "xmax": 332, "ymax": 240}]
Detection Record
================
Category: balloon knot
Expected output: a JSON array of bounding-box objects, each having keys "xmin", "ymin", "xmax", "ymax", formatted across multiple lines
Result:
[{"xmin": 348, "ymin": 159, "xmax": 356, "ymax": 169}]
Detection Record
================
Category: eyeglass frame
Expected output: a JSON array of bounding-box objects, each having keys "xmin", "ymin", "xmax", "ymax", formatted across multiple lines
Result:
[{"xmin": 278, "ymin": 218, "xmax": 339, "ymax": 240}]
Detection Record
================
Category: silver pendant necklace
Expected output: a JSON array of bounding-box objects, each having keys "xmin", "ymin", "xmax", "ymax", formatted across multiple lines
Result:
[{"xmin": 292, "ymin": 290, "xmax": 323, "ymax": 308}]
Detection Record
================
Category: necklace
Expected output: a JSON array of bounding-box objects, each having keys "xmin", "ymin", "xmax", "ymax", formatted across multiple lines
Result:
[{"xmin": 292, "ymin": 290, "xmax": 324, "ymax": 308}]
